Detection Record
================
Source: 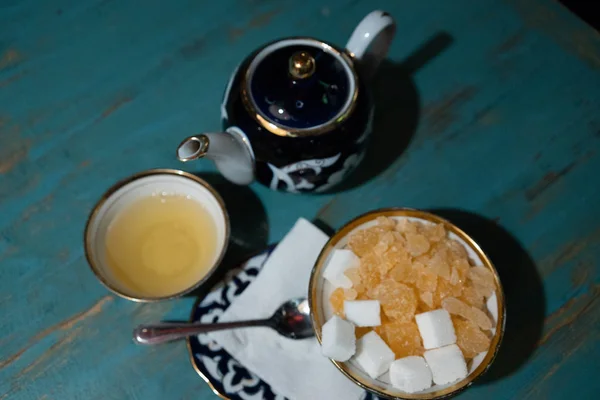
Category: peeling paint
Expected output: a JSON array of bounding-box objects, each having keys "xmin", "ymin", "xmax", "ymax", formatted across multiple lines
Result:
[
  {"xmin": 493, "ymin": 29, "xmax": 526, "ymax": 56},
  {"xmin": 507, "ymin": 0, "xmax": 600, "ymax": 70},
  {"xmin": 0, "ymin": 70, "xmax": 28, "ymax": 88},
  {"xmin": 20, "ymin": 194, "xmax": 54, "ymax": 222},
  {"xmin": 0, "ymin": 142, "xmax": 30, "ymax": 174},
  {"xmin": 571, "ymin": 260, "xmax": 592, "ymax": 287},
  {"xmin": 56, "ymin": 296, "xmax": 113, "ymax": 332},
  {"xmin": 314, "ymin": 198, "xmax": 336, "ymax": 221},
  {"xmin": 538, "ymin": 285, "xmax": 599, "ymax": 347},
  {"xmin": 0, "ymin": 48, "xmax": 22, "ymax": 70},
  {"xmin": 78, "ymin": 160, "xmax": 91, "ymax": 168},
  {"xmin": 100, "ymin": 95, "xmax": 134, "ymax": 119},
  {"xmin": 228, "ymin": 8, "xmax": 283, "ymax": 42},
  {"xmin": 16, "ymin": 327, "xmax": 83, "ymax": 380},
  {"xmin": 0, "ymin": 344, "xmax": 32, "ymax": 370},
  {"xmin": 525, "ymin": 162, "xmax": 575, "ymax": 201},
  {"xmin": 56, "ymin": 248, "xmax": 70, "ymax": 263},
  {"xmin": 0, "ymin": 296, "xmax": 113, "ymax": 371},
  {"xmin": 179, "ymin": 38, "xmax": 206, "ymax": 59},
  {"xmin": 248, "ymin": 9, "xmax": 281, "ymax": 28},
  {"xmin": 422, "ymin": 86, "xmax": 477, "ymax": 135},
  {"xmin": 539, "ymin": 228, "xmax": 600, "ymax": 277}
]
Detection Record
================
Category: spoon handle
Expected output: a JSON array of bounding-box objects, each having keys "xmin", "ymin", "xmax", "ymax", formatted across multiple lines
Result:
[{"xmin": 133, "ymin": 319, "xmax": 270, "ymax": 345}]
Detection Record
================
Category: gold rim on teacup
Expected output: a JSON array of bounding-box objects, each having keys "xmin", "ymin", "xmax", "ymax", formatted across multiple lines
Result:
[
  {"xmin": 83, "ymin": 169, "xmax": 230, "ymax": 302},
  {"xmin": 308, "ymin": 208, "xmax": 506, "ymax": 400}
]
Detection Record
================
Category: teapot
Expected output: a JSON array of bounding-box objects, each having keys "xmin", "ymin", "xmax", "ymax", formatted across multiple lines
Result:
[{"xmin": 176, "ymin": 10, "xmax": 395, "ymax": 193}]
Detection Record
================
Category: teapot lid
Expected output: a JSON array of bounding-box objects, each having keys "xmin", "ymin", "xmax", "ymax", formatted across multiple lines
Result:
[{"xmin": 241, "ymin": 38, "xmax": 358, "ymax": 137}]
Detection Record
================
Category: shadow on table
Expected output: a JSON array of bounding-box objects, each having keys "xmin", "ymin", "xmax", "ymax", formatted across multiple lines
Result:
[
  {"xmin": 332, "ymin": 32, "xmax": 454, "ymax": 192},
  {"xmin": 185, "ymin": 172, "xmax": 268, "ymax": 299},
  {"xmin": 429, "ymin": 208, "xmax": 546, "ymax": 383}
]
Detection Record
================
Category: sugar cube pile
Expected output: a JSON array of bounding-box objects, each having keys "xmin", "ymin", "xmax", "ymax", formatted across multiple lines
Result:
[
  {"xmin": 320, "ymin": 224, "xmax": 498, "ymax": 395},
  {"xmin": 353, "ymin": 331, "xmax": 395, "ymax": 379},
  {"xmin": 321, "ymin": 316, "xmax": 356, "ymax": 362}
]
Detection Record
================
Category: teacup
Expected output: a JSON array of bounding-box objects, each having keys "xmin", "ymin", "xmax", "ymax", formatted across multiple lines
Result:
[
  {"xmin": 309, "ymin": 208, "xmax": 505, "ymax": 399},
  {"xmin": 84, "ymin": 169, "xmax": 229, "ymax": 302}
]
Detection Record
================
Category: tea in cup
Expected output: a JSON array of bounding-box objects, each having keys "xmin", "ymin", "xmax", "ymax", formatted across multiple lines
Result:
[{"xmin": 84, "ymin": 169, "xmax": 229, "ymax": 301}]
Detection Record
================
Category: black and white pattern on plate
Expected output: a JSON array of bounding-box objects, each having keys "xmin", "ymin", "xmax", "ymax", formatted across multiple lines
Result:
[{"xmin": 188, "ymin": 247, "xmax": 381, "ymax": 400}]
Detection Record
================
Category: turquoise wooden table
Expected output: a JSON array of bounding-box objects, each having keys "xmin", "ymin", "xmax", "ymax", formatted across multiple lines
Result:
[{"xmin": 1, "ymin": 0, "xmax": 599, "ymax": 398}]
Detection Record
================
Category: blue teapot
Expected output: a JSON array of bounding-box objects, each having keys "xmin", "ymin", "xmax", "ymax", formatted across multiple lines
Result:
[{"xmin": 177, "ymin": 10, "xmax": 395, "ymax": 193}]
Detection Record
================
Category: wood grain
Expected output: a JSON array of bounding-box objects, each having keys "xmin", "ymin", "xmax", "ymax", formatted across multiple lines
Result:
[{"xmin": 1, "ymin": 0, "xmax": 599, "ymax": 398}]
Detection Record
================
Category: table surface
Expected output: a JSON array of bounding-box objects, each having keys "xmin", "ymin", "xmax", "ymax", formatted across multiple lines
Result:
[{"xmin": 1, "ymin": 0, "xmax": 599, "ymax": 399}]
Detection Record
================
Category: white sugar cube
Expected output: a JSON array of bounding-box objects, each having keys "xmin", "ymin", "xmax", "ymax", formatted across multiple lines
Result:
[
  {"xmin": 424, "ymin": 344, "xmax": 468, "ymax": 385},
  {"xmin": 323, "ymin": 249, "xmax": 360, "ymax": 288},
  {"xmin": 486, "ymin": 292, "xmax": 498, "ymax": 324},
  {"xmin": 321, "ymin": 316, "xmax": 356, "ymax": 361},
  {"xmin": 352, "ymin": 331, "xmax": 395, "ymax": 379},
  {"xmin": 468, "ymin": 351, "xmax": 487, "ymax": 374},
  {"xmin": 344, "ymin": 300, "xmax": 381, "ymax": 327},
  {"xmin": 415, "ymin": 309, "xmax": 456, "ymax": 349},
  {"xmin": 389, "ymin": 356, "xmax": 432, "ymax": 393}
]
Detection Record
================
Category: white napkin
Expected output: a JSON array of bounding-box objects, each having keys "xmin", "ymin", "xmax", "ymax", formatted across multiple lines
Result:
[{"xmin": 208, "ymin": 218, "xmax": 364, "ymax": 400}]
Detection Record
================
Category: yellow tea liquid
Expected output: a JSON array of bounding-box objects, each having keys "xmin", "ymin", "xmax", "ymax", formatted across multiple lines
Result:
[{"xmin": 104, "ymin": 194, "xmax": 218, "ymax": 297}]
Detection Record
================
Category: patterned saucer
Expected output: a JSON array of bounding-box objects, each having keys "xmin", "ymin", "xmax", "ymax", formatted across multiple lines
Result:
[{"xmin": 187, "ymin": 247, "xmax": 379, "ymax": 400}]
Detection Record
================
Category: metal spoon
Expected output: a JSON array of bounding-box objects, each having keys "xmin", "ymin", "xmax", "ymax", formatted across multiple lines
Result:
[{"xmin": 133, "ymin": 297, "xmax": 313, "ymax": 345}]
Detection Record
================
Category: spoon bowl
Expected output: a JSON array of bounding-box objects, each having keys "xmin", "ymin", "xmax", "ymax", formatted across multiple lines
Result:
[{"xmin": 270, "ymin": 297, "xmax": 314, "ymax": 339}]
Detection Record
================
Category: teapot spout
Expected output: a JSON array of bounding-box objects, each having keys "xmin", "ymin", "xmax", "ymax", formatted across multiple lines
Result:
[
  {"xmin": 176, "ymin": 130, "xmax": 255, "ymax": 186},
  {"xmin": 177, "ymin": 135, "xmax": 210, "ymax": 162}
]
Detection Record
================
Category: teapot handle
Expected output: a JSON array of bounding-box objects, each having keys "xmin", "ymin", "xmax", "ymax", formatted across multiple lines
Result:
[{"xmin": 345, "ymin": 10, "xmax": 396, "ymax": 80}]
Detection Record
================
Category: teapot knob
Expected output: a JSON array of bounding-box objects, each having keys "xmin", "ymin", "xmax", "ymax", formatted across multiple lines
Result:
[{"xmin": 289, "ymin": 51, "xmax": 316, "ymax": 79}]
